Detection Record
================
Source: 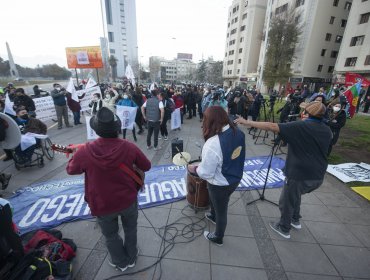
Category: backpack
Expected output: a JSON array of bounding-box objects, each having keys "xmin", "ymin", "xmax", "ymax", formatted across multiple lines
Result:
[{"xmin": 164, "ymin": 99, "xmax": 175, "ymax": 118}]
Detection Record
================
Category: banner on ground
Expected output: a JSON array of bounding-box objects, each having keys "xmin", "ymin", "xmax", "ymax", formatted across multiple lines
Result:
[
  {"xmin": 9, "ymin": 156, "xmax": 285, "ymax": 235},
  {"xmin": 171, "ymin": 108, "xmax": 181, "ymax": 130},
  {"xmin": 116, "ymin": 105, "xmax": 137, "ymax": 130},
  {"xmin": 327, "ymin": 162, "xmax": 370, "ymax": 183}
]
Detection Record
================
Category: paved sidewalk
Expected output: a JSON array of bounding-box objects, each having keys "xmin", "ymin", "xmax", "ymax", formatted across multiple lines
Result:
[{"xmin": 1, "ymin": 117, "xmax": 369, "ymax": 280}]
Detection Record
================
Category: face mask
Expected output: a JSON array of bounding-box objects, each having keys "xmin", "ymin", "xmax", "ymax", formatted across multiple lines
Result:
[
  {"xmin": 333, "ymin": 107, "xmax": 340, "ymax": 112},
  {"xmin": 20, "ymin": 114, "xmax": 29, "ymax": 120},
  {"xmin": 56, "ymin": 87, "xmax": 61, "ymax": 91},
  {"xmin": 123, "ymin": 95, "xmax": 128, "ymax": 99}
]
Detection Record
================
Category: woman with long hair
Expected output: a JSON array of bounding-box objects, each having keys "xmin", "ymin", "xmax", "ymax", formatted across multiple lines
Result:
[{"xmin": 188, "ymin": 106, "xmax": 246, "ymax": 246}]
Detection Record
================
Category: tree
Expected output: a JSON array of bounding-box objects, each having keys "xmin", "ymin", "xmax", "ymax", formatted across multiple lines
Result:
[
  {"xmin": 207, "ymin": 61, "xmax": 223, "ymax": 85},
  {"xmin": 263, "ymin": 10, "xmax": 301, "ymax": 88},
  {"xmin": 196, "ymin": 60, "xmax": 207, "ymax": 83},
  {"xmin": 109, "ymin": 55, "xmax": 118, "ymax": 81},
  {"xmin": 0, "ymin": 57, "xmax": 10, "ymax": 76}
]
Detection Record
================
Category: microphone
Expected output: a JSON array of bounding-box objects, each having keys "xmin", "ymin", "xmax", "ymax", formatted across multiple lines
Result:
[{"xmin": 288, "ymin": 114, "xmax": 300, "ymax": 118}]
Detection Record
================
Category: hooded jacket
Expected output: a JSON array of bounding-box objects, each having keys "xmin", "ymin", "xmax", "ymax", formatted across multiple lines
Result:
[{"xmin": 66, "ymin": 138, "xmax": 151, "ymax": 216}]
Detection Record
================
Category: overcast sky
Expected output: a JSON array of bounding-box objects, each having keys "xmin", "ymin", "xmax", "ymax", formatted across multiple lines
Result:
[{"xmin": 0, "ymin": 0, "xmax": 232, "ymax": 68}]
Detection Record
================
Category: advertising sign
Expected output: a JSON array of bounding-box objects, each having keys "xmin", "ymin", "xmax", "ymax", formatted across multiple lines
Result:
[{"xmin": 65, "ymin": 46, "xmax": 103, "ymax": 69}]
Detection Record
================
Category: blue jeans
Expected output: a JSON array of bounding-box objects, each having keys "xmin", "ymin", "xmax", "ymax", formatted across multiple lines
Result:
[{"xmin": 97, "ymin": 201, "xmax": 138, "ymax": 267}]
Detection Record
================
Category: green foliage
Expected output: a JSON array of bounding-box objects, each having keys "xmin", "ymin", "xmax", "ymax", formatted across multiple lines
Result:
[
  {"xmin": 196, "ymin": 60, "xmax": 207, "ymax": 82},
  {"xmin": 263, "ymin": 11, "xmax": 301, "ymax": 88},
  {"xmin": 207, "ymin": 61, "xmax": 223, "ymax": 85}
]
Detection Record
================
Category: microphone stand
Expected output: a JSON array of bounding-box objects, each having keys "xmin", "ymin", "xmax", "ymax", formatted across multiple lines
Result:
[{"xmin": 246, "ymin": 143, "xmax": 279, "ymax": 207}]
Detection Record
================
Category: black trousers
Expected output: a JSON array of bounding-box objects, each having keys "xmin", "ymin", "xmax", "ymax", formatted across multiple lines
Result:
[
  {"xmin": 147, "ymin": 121, "xmax": 160, "ymax": 147},
  {"xmin": 208, "ymin": 183, "xmax": 238, "ymax": 239},
  {"xmin": 160, "ymin": 117, "xmax": 169, "ymax": 137}
]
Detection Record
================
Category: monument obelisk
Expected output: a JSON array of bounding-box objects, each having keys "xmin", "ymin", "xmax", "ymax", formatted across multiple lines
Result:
[{"xmin": 6, "ymin": 42, "xmax": 19, "ymax": 79}]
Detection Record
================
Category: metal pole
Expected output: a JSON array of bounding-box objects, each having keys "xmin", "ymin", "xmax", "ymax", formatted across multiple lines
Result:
[
  {"xmin": 96, "ymin": 69, "xmax": 100, "ymax": 83},
  {"xmin": 258, "ymin": 0, "xmax": 272, "ymax": 90},
  {"xmin": 75, "ymin": 68, "xmax": 80, "ymax": 86}
]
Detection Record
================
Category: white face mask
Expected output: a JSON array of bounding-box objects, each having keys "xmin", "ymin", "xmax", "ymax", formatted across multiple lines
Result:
[
  {"xmin": 93, "ymin": 97, "xmax": 98, "ymax": 101},
  {"xmin": 123, "ymin": 95, "xmax": 128, "ymax": 99},
  {"xmin": 333, "ymin": 106, "xmax": 340, "ymax": 112},
  {"xmin": 56, "ymin": 87, "xmax": 61, "ymax": 91}
]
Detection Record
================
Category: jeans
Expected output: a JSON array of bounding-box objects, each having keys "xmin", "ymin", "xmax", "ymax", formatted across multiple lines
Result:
[
  {"xmin": 147, "ymin": 121, "xmax": 160, "ymax": 147},
  {"xmin": 72, "ymin": 111, "xmax": 81, "ymax": 125},
  {"xmin": 97, "ymin": 201, "xmax": 138, "ymax": 267},
  {"xmin": 278, "ymin": 178, "xmax": 323, "ymax": 232},
  {"xmin": 208, "ymin": 183, "xmax": 238, "ymax": 239},
  {"xmin": 55, "ymin": 105, "xmax": 70, "ymax": 128}
]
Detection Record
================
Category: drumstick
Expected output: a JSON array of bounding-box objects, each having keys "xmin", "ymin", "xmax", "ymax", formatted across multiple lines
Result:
[{"xmin": 175, "ymin": 146, "xmax": 190, "ymax": 165}]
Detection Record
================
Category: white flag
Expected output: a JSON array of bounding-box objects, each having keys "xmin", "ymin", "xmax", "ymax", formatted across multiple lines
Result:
[
  {"xmin": 86, "ymin": 77, "xmax": 97, "ymax": 89},
  {"xmin": 4, "ymin": 93, "xmax": 16, "ymax": 116},
  {"xmin": 171, "ymin": 108, "xmax": 181, "ymax": 130},
  {"xmin": 66, "ymin": 78, "xmax": 78, "ymax": 102},
  {"xmin": 85, "ymin": 116, "xmax": 98, "ymax": 140},
  {"xmin": 116, "ymin": 105, "xmax": 137, "ymax": 130},
  {"xmin": 125, "ymin": 64, "xmax": 136, "ymax": 87}
]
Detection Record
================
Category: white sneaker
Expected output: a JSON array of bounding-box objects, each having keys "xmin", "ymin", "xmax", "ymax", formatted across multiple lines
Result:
[
  {"xmin": 128, "ymin": 248, "xmax": 140, "ymax": 268},
  {"xmin": 158, "ymin": 136, "xmax": 162, "ymax": 140},
  {"xmin": 147, "ymin": 145, "xmax": 153, "ymax": 150},
  {"xmin": 108, "ymin": 260, "xmax": 128, "ymax": 272},
  {"xmin": 291, "ymin": 221, "xmax": 302, "ymax": 229},
  {"xmin": 154, "ymin": 146, "xmax": 162, "ymax": 151},
  {"xmin": 164, "ymin": 136, "xmax": 168, "ymax": 141}
]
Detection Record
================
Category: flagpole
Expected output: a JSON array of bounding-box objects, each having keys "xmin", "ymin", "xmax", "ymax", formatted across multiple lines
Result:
[{"xmin": 96, "ymin": 69, "xmax": 100, "ymax": 84}]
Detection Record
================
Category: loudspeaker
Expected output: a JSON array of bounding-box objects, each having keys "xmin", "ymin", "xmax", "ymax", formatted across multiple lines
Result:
[{"xmin": 171, "ymin": 138, "xmax": 183, "ymax": 159}]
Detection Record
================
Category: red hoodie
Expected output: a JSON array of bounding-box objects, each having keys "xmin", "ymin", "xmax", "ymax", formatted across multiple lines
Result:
[{"xmin": 66, "ymin": 138, "xmax": 151, "ymax": 216}]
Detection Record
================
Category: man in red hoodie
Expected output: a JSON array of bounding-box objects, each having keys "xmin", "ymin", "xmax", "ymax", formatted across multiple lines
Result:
[{"xmin": 66, "ymin": 107, "xmax": 151, "ymax": 272}]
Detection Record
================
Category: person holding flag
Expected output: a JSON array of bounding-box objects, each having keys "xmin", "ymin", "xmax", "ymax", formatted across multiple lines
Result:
[{"xmin": 343, "ymin": 81, "xmax": 362, "ymax": 118}]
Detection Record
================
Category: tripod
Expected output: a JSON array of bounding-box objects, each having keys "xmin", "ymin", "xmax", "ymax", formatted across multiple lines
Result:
[
  {"xmin": 247, "ymin": 143, "xmax": 279, "ymax": 207},
  {"xmin": 253, "ymin": 100, "xmax": 276, "ymax": 145}
]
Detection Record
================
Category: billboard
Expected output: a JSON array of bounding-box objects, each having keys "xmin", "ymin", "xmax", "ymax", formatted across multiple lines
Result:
[
  {"xmin": 177, "ymin": 53, "xmax": 193, "ymax": 60},
  {"xmin": 65, "ymin": 46, "xmax": 103, "ymax": 69}
]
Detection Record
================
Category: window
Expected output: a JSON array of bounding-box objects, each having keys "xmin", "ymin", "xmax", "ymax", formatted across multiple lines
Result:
[
  {"xmin": 350, "ymin": 35, "xmax": 365, "ymax": 46},
  {"xmin": 227, "ymin": 70, "xmax": 233, "ymax": 75},
  {"xmin": 317, "ymin": 65, "xmax": 323, "ymax": 72},
  {"xmin": 365, "ymin": 55, "xmax": 370, "ymax": 65},
  {"xmin": 105, "ymin": 0, "xmax": 113, "ymax": 24},
  {"xmin": 242, "ymin": 13, "xmax": 248, "ymax": 20},
  {"xmin": 341, "ymin": 19, "xmax": 347, "ymax": 27},
  {"xmin": 234, "ymin": 17, "xmax": 238, "ymax": 23},
  {"xmin": 233, "ymin": 5, "xmax": 239, "ymax": 13},
  {"xmin": 237, "ymin": 69, "xmax": 240, "ymax": 74},
  {"xmin": 295, "ymin": 0, "xmax": 305, "ymax": 7},
  {"xmin": 109, "ymin": 49, "xmax": 115, "ymax": 54},
  {"xmin": 228, "ymin": 22, "xmax": 230, "ymax": 27},
  {"xmin": 238, "ymin": 59, "xmax": 242, "ymax": 64},
  {"xmin": 229, "ymin": 39, "xmax": 236, "ymax": 45},
  {"xmin": 240, "ymin": 37, "xmax": 244, "ymax": 43},
  {"xmin": 245, "ymin": 0, "xmax": 248, "ymax": 7},
  {"xmin": 330, "ymin": 16, "xmax": 335, "ymax": 24},
  {"xmin": 230, "ymin": 28, "xmax": 237, "ymax": 35},
  {"xmin": 229, "ymin": 50, "xmax": 234, "ymax": 55},
  {"xmin": 108, "ymin": 32, "xmax": 114, "ymax": 42},
  {"xmin": 345, "ymin": 57, "xmax": 357, "ymax": 66},
  {"xmin": 227, "ymin": 33, "xmax": 229, "ymax": 38},
  {"xmin": 321, "ymin": 49, "xmax": 327, "ymax": 56},
  {"xmin": 333, "ymin": 0, "xmax": 339, "ymax": 6},
  {"xmin": 239, "ymin": 48, "xmax": 243, "ymax": 53},
  {"xmin": 227, "ymin": 60, "xmax": 234, "ymax": 65},
  {"xmin": 328, "ymin": 66, "xmax": 334, "ymax": 73},
  {"xmin": 225, "ymin": 52, "xmax": 227, "ymax": 57},
  {"xmin": 325, "ymin": 33, "xmax": 332, "ymax": 41},
  {"xmin": 344, "ymin": 2, "xmax": 352, "ymax": 11},
  {"xmin": 295, "ymin": 15, "xmax": 300, "ymax": 23},
  {"xmin": 331, "ymin": 51, "xmax": 338, "ymax": 58},
  {"xmin": 360, "ymin": 13, "xmax": 370, "ymax": 24},
  {"xmin": 335, "ymin": 35, "xmax": 343, "ymax": 43},
  {"xmin": 275, "ymin": 3, "xmax": 288, "ymax": 14},
  {"xmin": 241, "ymin": 25, "xmax": 246, "ymax": 31}
]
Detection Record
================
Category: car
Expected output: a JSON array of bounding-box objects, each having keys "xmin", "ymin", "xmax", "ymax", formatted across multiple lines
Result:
[{"xmin": 14, "ymin": 78, "xmax": 24, "ymax": 82}]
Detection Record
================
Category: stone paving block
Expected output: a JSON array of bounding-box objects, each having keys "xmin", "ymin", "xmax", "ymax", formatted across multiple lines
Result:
[
  {"xmin": 224, "ymin": 214, "xmax": 254, "ymax": 238},
  {"xmin": 170, "ymin": 198, "xmax": 188, "ymax": 210},
  {"xmin": 212, "ymin": 265, "xmax": 268, "ymax": 280},
  {"xmin": 314, "ymin": 192, "xmax": 360, "ymax": 208},
  {"xmin": 62, "ymin": 220, "xmax": 102, "ymax": 250},
  {"xmin": 286, "ymin": 272, "xmax": 342, "ymax": 280},
  {"xmin": 228, "ymin": 197, "xmax": 248, "ymax": 215},
  {"xmin": 210, "ymin": 236, "xmax": 264, "ymax": 269},
  {"xmin": 135, "ymin": 226, "xmax": 163, "ymax": 258},
  {"xmin": 273, "ymin": 240, "xmax": 338, "ymax": 275},
  {"xmin": 152, "ymin": 259, "xmax": 211, "ymax": 280},
  {"xmin": 138, "ymin": 207, "xmax": 171, "ymax": 228},
  {"xmin": 94, "ymin": 255, "xmax": 156, "ymax": 280},
  {"xmin": 322, "ymin": 245, "xmax": 370, "ymax": 278},
  {"xmin": 347, "ymin": 224, "xmax": 370, "ymax": 248},
  {"xmin": 327, "ymin": 206, "xmax": 370, "ymax": 226},
  {"xmin": 302, "ymin": 192, "xmax": 325, "ymax": 205},
  {"xmin": 300, "ymin": 204, "xmax": 341, "ymax": 223},
  {"xmin": 256, "ymin": 201, "xmax": 281, "ymax": 218},
  {"xmin": 76, "ymin": 249, "xmax": 107, "ymax": 280},
  {"xmin": 72, "ymin": 247, "xmax": 91, "ymax": 278},
  {"xmin": 304, "ymin": 221, "xmax": 363, "ymax": 247},
  {"xmin": 263, "ymin": 218, "xmax": 316, "ymax": 243}
]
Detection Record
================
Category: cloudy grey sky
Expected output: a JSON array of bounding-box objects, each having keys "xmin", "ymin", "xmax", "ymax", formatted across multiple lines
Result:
[{"xmin": 0, "ymin": 0, "xmax": 232, "ymax": 68}]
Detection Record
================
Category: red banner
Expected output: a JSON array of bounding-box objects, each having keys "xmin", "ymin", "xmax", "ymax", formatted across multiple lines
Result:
[{"xmin": 345, "ymin": 73, "xmax": 370, "ymax": 87}]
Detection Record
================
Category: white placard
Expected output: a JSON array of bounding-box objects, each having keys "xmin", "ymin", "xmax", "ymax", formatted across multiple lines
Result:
[
  {"xmin": 327, "ymin": 162, "xmax": 370, "ymax": 183},
  {"xmin": 34, "ymin": 96, "xmax": 56, "ymax": 122},
  {"xmin": 85, "ymin": 116, "xmax": 98, "ymax": 140},
  {"xmin": 79, "ymin": 86, "xmax": 101, "ymax": 112},
  {"xmin": 116, "ymin": 105, "xmax": 137, "ymax": 130},
  {"xmin": 5, "ymin": 93, "xmax": 15, "ymax": 116},
  {"xmin": 171, "ymin": 108, "xmax": 181, "ymax": 130},
  {"xmin": 76, "ymin": 51, "xmax": 89, "ymax": 65}
]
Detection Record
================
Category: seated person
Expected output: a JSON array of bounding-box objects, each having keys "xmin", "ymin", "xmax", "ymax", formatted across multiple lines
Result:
[{"xmin": 13, "ymin": 106, "xmax": 47, "ymax": 165}]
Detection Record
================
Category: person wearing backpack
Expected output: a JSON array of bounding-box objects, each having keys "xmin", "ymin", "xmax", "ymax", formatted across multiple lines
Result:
[{"xmin": 160, "ymin": 92, "xmax": 174, "ymax": 140}]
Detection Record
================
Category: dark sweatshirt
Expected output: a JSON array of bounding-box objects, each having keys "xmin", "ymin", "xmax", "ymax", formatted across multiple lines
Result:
[{"xmin": 66, "ymin": 137, "xmax": 151, "ymax": 216}]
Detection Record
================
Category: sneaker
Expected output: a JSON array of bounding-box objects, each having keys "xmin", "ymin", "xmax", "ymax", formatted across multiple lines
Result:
[
  {"xmin": 147, "ymin": 145, "xmax": 153, "ymax": 150},
  {"xmin": 164, "ymin": 136, "xmax": 168, "ymax": 141},
  {"xmin": 204, "ymin": 213, "xmax": 216, "ymax": 225},
  {"xmin": 291, "ymin": 221, "xmax": 302, "ymax": 229},
  {"xmin": 158, "ymin": 136, "xmax": 162, "ymax": 140},
  {"xmin": 128, "ymin": 248, "xmax": 140, "ymax": 268},
  {"xmin": 269, "ymin": 222, "xmax": 290, "ymax": 239},
  {"xmin": 203, "ymin": 231, "xmax": 223, "ymax": 246},
  {"xmin": 154, "ymin": 146, "xmax": 162, "ymax": 151},
  {"xmin": 108, "ymin": 260, "xmax": 128, "ymax": 272},
  {"xmin": 3, "ymin": 156, "xmax": 13, "ymax": 162}
]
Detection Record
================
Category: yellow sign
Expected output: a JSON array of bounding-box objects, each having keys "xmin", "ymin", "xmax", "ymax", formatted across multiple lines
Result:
[{"xmin": 65, "ymin": 46, "xmax": 103, "ymax": 69}]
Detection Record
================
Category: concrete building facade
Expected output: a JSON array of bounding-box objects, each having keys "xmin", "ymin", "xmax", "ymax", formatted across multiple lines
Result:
[
  {"xmin": 100, "ymin": 0, "xmax": 138, "ymax": 78},
  {"xmin": 223, "ymin": 0, "xmax": 268, "ymax": 88},
  {"xmin": 335, "ymin": 0, "xmax": 370, "ymax": 82}
]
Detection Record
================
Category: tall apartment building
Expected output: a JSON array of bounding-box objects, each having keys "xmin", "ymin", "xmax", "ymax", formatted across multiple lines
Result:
[
  {"xmin": 257, "ymin": 0, "xmax": 351, "ymax": 90},
  {"xmin": 100, "ymin": 0, "xmax": 138, "ymax": 77},
  {"xmin": 223, "ymin": 0, "xmax": 268, "ymax": 88},
  {"xmin": 335, "ymin": 0, "xmax": 370, "ymax": 81}
]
